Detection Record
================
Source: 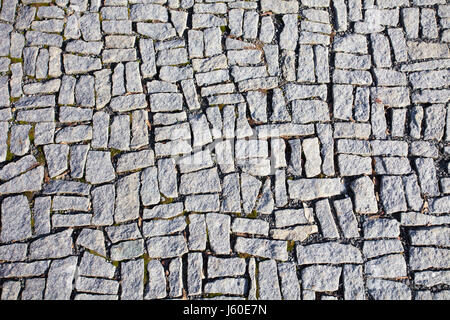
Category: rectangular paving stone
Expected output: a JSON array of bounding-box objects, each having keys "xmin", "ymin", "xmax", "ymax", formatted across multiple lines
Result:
[
  {"xmin": 235, "ymin": 237, "xmax": 288, "ymax": 261},
  {"xmin": 288, "ymin": 178, "xmax": 344, "ymax": 201}
]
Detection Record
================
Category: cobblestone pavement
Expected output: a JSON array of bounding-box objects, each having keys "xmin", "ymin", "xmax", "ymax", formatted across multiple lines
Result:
[{"xmin": 0, "ymin": 0, "xmax": 449, "ymax": 301}]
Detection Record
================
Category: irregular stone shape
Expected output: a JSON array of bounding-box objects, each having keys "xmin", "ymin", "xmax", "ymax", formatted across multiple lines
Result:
[
  {"xmin": 190, "ymin": 114, "xmax": 213, "ymax": 147},
  {"xmin": 42, "ymin": 180, "xmax": 91, "ymax": 196},
  {"xmin": 232, "ymin": 218, "xmax": 269, "ymax": 236},
  {"xmin": 410, "ymin": 226, "xmax": 450, "ymax": 247},
  {"xmin": 424, "ymin": 104, "xmax": 446, "ymax": 141},
  {"xmin": 363, "ymin": 239, "xmax": 404, "ymax": 259},
  {"xmin": 204, "ymin": 278, "xmax": 247, "ymax": 296},
  {"xmin": 374, "ymin": 157, "xmax": 411, "ymax": 175},
  {"xmin": 0, "ymin": 195, "xmax": 32, "ymax": 242},
  {"xmin": 185, "ymin": 194, "xmax": 220, "ymax": 212},
  {"xmin": 410, "ymin": 141, "xmax": 439, "ymax": 159},
  {"xmin": 258, "ymin": 260, "xmax": 282, "ymax": 299},
  {"xmin": 365, "ymin": 254, "xmax": 408, "ymax": 279},
  {"xmin": 1, "ymin": 280, "xmax": 21, "ymax": 300},
  {"xmin": 188, "ymin": 214, "xmax": 206, "ymax": 251},
  {"xmin": 179, "ymin": 168, "xmax": 221, "ymax": 195},
  {"xmin": 414, "ymin": 271, "xmax": 450, "ymax": 287},
  {"xmin": 256, "ymin": 178, "xmax": 274, "ymax": 214},
  {"xmin": 0, "ymin": 243, "xmax": 27, "ymax": 262},
  {"xmin": 85, "ymin": 151, "xmax": 115, "ymax": 185},
  {"xmin": 277, "ymin": 262, "xmax": 301, "ymax": 300},
  {"xmin": 0, "ymin": 155, "xmax": 37, "ymax": 181},
  {"xmin": 235, "ymin": 237, "xmax": 288, "ymax": 261},
  {"xmin": 76, "ymin": 277, "xmax": 119, "ymax": 295},
  {"xmin": 248, "ymin": 258, "xmax": 257, "ymax": 300},
  {"xmin": 157, "ymin": 158, "xmax": 178, "ymax": 198},
  {"xmin": 334, "ymin": 123, "xmax": 371, "ymax": 139},
  {"xmin": 22, "ymin": 278, "xmax": 46, "ymax": 300},
  {"xmin": 143, "ymin": 202, "xmax": 184, "ymax": 220},
  {"xmin": 207, "ymin": 257, "xmax": 246, "ymax": 279},
  {"xmin": 380, "ymin": 176, "xmax": 407, "ymax": 214},
  {"xmin": 130, "ymin": 4, "xmax": 168, "ymax": 22},
  {"xmin": 63, "ymin": 54, "xmax": 101, "ymax": 74},
  {"xmin": 350, "ymin": 176, "xmax": 378, "ymax": 214},
  {"xmin": 274, "ymin": 170, "xmax": 288, "ymax": 207},
  {"xmin": 76, "ymin": 229, "xmax": 106, "ymax": 257},
  {"xmin": 2, "ymin": 0, "xmax": 450, "ymax": 301},
  {"xmin": 0, "ymin": 261, "xmax": 50, "ymax": 279},
  {"xmin": 409, "ymin": 70, "xmax": 449, "ymax": 90},
  {"xmin": 429, "ymin": 196, "xmax": 450, "ymax": 214},
  {"xmin": 121, "ymin": 259, "xmax": 144, "ymax": 300},
  {"xmin": 409, "ymin": 247, "xmax": 450, "ymax": 271},
  {"xmin": 91, "ymin": 184, "xmax": 115, "ymax": 226},
  {"xmin": 115, "ymin": 150, "xmax": 154, "ymax": 174},
  {"xmin": 114, "ymin": 172, "xmax": 140, "ymax": 223},
  {"xmin": 145, "ymin": 260, "xmax": 167, "ymax": 299},
  {"xmin": 143, "ymin": 217, "xmax": 186, "ymax": 238},
  {"xmin": 32, "ymin": 197, "xmax": 51, "ymax": 236},
  {"xmin": 55, "ymin": 124, "xmax": 92, "ymax": 144},
  {"xmin": 333, "ymin": 34, "xmax": 368, "ymax": 54},
  {"xmin": 402, "ymin": 174, "xmax": 424, "ymax": 211},
  {"xmin": 334, "ymin": 198, "xmax": 359, "ymax": 239},
  {"xmin": 150, "ymin": 93, "xmax": 183, "ymax": 112},
  {"xmin": 155, "ymin": 122, "xmax": 190, "ymax": 142},
  {"xmin": 69, "ymin": 144, "xmax": 89, "ymax": 178},
  {"xmin": 109, "ymin": 115, "xmax": 130, "ymax": 150},
  {"xmin": 221, "ymin": 173, "xmax": 241, "ymax": 213},
  {"xmin": 314, "ymin": 199, "xmax": 339, "ymax": 239},
  {"xmin": 338, "ymin": 154, "xmax": 372, "ymax": 176},
  {"xmin": 110, "ymin": 94, "xmax": 147, "ymax": 112},
  {"xmin": 75, "ymin": 76, "xmax": 95, "ymax": 107},
  {"xmin": 105, "ymin": 223, "xmax": 141, "ymax": 244},
  {"xmin": 205, "ymin": 213, "xmax": 231, "ymax": 254},
  {"xmin": 302, "ymin": 138, "xmax": 322, "ymax": 177},
  {"xmin": 44, "ymin": 256, "xmax": 78, "ymax": 300},
  {"xmin": 288, "ymin": 178, "xmax": 344, "ymax": 201},
  {"xmin": 366, "ymin": 279, "xmax": 411, "ymax": 300},
  {"xmin": 270, "ymin": 225, "xmax": 318, "ymax": 242},
  {"xmin": 0, "ymin": 166, "xmax": 44, "ymax": 195},
  {"xmin": 78, "ymin": 252, "xmax": 116, "ymax": 279},
  {"xmin": 343, "ymin": 265, "xmax": 365, "ymax": 300},
  {"xmin": 370, "ymin": 87, "xmax": 410, "ymax": 107},
  {"xmin": 407, "ymin": 41, "xmax": 449, "ymax": 61},
  {"xmin": 146, "ymin": 235, "xmax": 188, "ymax": 259},
  {"xmin": 261, "ymin": 0, "xmax": 298, "ymax": 14},
  {"xmin": 110, "ymin": 239, "xmax": 144, "ymax": 261},
  {"xmin": 29, "ymin": 229, "xmax": 73, "ymax": 260},
  {"xmin": 415, "ymin": 158, "xmax": 440, "ymax": 196},
  {"xmin": 241, "ymin": 172, "xmax": 262, "ymax": 214},
  {"xmin": 400, "ymin": 212, "xmax": 450, "ymax": 227},
  {"xmin": 363, "ymin": 218, "xmax": 400, "ymax": 239},
  {"xmin": 335, "ymin": 53, "xmax": 370, "ymax": 70},
  {"xmin": 296, "ymin": 242, "xmax": 363, "ymax": 265},
  {"xmin": 292, "ymin": 100, "xmax": 329, "ymax": 124},
  {"xmin": 187, "ymin": 252, "xmax": 203, "ymax": 296},
  {"xmin": 137, "ymin": 22, "xmax": 176, "ymax": 40},
  {"xmin": 139, "ymin": 166, "xmax": 159, "ymax": 206},
  {"xmin": 52, "ymin": 213, "xmax": 92, "ymax": 228},
  {"xmin": 274, "ymin": 208, "xmax": 314, "ymax": 228}
]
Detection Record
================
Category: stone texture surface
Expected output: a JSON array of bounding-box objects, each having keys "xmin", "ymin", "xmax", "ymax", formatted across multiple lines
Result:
[{"xmin": 0, "ymin": 0, "xmax": 448, "ymax": 301}]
